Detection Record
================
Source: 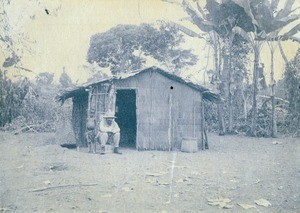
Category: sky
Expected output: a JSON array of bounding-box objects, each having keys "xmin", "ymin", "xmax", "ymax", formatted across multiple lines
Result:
[{"xmin": 1, "ymin": 0, "xmax": 299, "ymax": 84}]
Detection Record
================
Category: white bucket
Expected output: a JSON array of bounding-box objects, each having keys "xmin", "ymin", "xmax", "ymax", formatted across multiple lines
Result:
[{"xmin": 181, "ymin": 137, "xmax": 198, "ymax": 153}]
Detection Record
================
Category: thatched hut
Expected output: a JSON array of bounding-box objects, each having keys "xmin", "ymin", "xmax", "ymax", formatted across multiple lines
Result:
[{"xmin": 57, "ymin": 67, "xmax": 220, "ymax": 151}]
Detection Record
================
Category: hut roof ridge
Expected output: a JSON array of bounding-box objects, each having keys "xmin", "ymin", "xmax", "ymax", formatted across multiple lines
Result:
[{"xmin": 56, "ymin": 66, "xmax": 221, "ymax": 103}]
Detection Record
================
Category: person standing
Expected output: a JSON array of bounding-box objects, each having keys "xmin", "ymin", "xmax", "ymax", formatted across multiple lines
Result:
[{"xmin": 86, "ymin": 114, "xmax": 96, "ymax": 153}]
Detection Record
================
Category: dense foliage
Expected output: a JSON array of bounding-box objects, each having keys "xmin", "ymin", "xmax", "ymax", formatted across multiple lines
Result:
[
  {"xmin": 169, "ymin": 0, "xmax": 299, "ymax": 137},
  {"xmin": 284, "ymin": 48, "xmax": 300, "ymax": 135},
  {"xmin": 0, "ymin": 71, "xmax": 29, "ymax": 126},
  {"xmin": 0, "ymin": 71, "xmax": 73, "ymax": 134},
  {"xmin": 87, "ymin": 23, "xmax": 197, "ymax": 74},
  {"xmin": 1, "ymin": 0, "xmax": 299, "ymax": 139}
]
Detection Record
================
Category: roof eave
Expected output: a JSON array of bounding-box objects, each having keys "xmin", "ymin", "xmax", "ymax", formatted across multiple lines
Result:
[{"xmin": 56, "ymin": 66, "xmax": 221, "ymax": 103}]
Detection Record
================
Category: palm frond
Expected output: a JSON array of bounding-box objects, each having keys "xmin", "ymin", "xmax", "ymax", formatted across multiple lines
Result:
[
  {"xmin": 272, "ymin": 14, "xmax": 300, "ymax": 32},
  {"xmin": 257, "ymin": 24, "xmax": 300, "ymax": 42},
  {"xmin": 276, "ymin": 0, "xmax": 296, "ymax": 19},
  {"xmin": 182, "ymin": 0, "xmax": 213, "ymax": 32},
  {"xmin": 277, "ymin": 14, "xmax": 300, "ymax": 23},
  {"xmin": 281, "ymin": 23, "xmax": 300, "ymax": 39},
  {"xmin": 195, "ymin": 1, "xmax": 206, "ymax": 19},
  {"xmin": 232, "ymin": 26, "xmax": 251, "ymax": 42},
  {"xmin": 270, "ymin": 0, "xmax": 280, "ymax": 13},
  {"xmin": 289, "ymin": 36, "xmax": 300, "ymax": 43},
  {"xmin": 161, "ymin": 0, "xmax": 182, "ymax": 7},
  {"xmin": 231, "ymin": 0, "xmax": 259, "ymax": 26},
  {"xmin": 169, "ymin": 21, "xmax": 204, "ymax": 38},
  {"xmin": 278, "ymin": 40, "xmax": 289, "ymax": 63}
]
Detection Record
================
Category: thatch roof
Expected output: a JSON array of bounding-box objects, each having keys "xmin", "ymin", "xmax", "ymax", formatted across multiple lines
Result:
[{"xmin": 56, "ymin": 67, "xmax": 221, "ymax": 103}]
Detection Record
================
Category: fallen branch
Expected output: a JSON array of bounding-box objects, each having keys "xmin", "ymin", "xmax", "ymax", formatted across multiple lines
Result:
[
  {"xmin": 22, "ymin": 122, "xmax": 39, "ymax": 133},
  {"xmin": 258, "ymin": 95, "xmax": 289, "ymax": 104},
  {"xmin": 14, "ymin": 125, "xmax": 37, "ymax": 135},
  {"xmin": 14, "ymin": 121, "xmax": 47, "ymax": 135},
  {"xmin": 29, "ymin": 183, "xmax": 99, "ymax": 192}
]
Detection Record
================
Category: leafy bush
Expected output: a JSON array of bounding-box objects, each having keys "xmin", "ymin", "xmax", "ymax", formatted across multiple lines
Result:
[
  {"xmin": 284, "ymin": 49, "xmax": 300, "ymax": 136},
  {"xmin": 0, "ymin": 71, "xmax": 72, "ymax": 135}
]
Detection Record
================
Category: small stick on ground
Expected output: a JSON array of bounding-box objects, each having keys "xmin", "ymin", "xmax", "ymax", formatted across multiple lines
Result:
[
  {"xmin": 14, "ymin": 121, "xmax": 47, "ymax": 135},
  {"xmin": 29, "ymin": 183, "xmax": 99, "ymax": 192}
]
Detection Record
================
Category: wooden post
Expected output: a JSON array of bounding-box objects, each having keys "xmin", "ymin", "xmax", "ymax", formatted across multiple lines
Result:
[
  {"xmin": 201, "ymin": 98, "xmax": 206, "ymax": 150},
  {"xmin": 228, "ymin": 37, "xmax": 233, "ymax": 133},
  {"xmin": 149, "ymin": 74, "xmax": 153, "ymax": 150},
  {"xmin": 193, "ymin": 99, "xmax": 196, "ymax": 138},
  {"xmin": 103, "ymin": 86, "xmax": 106, "ymax": 113},
  {"xmin": 136, "ymin": 89, "xmax": 139, "ymax": 150},
  {"xmin": 251, "ymin": 42, "xmax": 261, "ymax": 137},
  {"xmin": 95, "ymin": 86, "xmax": 99, "ymax": 120},
  {"xmin": 168, "ymin": 93, "xmax": 173, "ymax": 151},
  {"xmin": 269, "ymin": 44, "xmax": 277, "ymax": 137},
  {"xmin": 107, "ymin": 82, "xmax": 116, "ymax": 114},
  {"xmin": 204, "ymin": 125, "xmax": 208, "ymax": 149},
  {"xmin": 86, "ymin": 86, "xmax": 92, "ymax": 117}
]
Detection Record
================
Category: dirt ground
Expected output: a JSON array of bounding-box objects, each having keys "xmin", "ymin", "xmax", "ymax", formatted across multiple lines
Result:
[{"xmin": 0, "ymin": 132, "xmax": 299, "ymax": 213}]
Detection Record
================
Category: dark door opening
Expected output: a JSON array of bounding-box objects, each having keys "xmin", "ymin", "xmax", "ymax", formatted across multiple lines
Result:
[{"xmin": 115, "ymin": 89, "xmax": 137, "ymax": 148}]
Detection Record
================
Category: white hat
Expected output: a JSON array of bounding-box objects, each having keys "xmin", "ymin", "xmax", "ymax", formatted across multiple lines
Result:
[{"xmin": 103, "ymin": 111, "xmax": 116, "ymax": 118}]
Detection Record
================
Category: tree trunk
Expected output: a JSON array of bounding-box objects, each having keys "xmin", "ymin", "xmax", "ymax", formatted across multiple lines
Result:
[
  {"xmin": 213, "ymin": 35, "xmax": 226, "ymax": 135},
  {"xmin": 214, "ymin": 40, "xmax": 219, "ymax": 80},
  {"xmin": 0, "ymin": 70, "xmax": 3, "ymax": 127},
  {"xmin": 242, "ymin": 83, "xmax": 247, "ymax": 120},
  {"xmin": 218, "ymin": 37, "xmax": 222, "ymax": 79},
  {"xmin": 270, "ymin": 47, "xmax": 277, "ymax": 137},
  {"xmin": 217, "ymin": 104, "xmax": 225, "ymax": 135},
  {"xmin": 228, "ymin": 41, "xmax": 233, "ymax": 133},
  {"xmin": 251, "ymin": 46, "xmax": 259, "ymax": 136},
  {"xmin": 278, "ymin": 40, "xmax": 289, "ymax": 64}
]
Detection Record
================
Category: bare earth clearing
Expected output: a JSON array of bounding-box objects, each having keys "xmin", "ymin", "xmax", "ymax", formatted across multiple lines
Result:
[{"xmin": 0, "ymin": 132, "xmax": 299, "ymax": 213}]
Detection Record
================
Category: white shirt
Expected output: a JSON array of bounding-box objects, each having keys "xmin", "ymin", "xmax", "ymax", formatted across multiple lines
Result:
[{"xmin": 99, "ymin": 119, "xmax": 120, "ymax": 134}]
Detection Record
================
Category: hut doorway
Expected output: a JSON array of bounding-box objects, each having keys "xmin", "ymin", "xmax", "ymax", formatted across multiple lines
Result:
[{"xmin": 115, "ymin": 89, "xmax": 137, "ymax": 148}]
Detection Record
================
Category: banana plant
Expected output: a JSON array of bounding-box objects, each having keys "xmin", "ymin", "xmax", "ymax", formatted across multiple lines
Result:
[
  {"xmin": 167, "ymin": 0, "xmax": 255, "ymax": 134},
  {"xmin": 231, "ymin": 0, "xmax": 300, "ymax": 136}
]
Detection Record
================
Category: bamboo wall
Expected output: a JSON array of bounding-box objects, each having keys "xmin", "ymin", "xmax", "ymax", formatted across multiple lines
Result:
[
  {"xmin": 72, "ymin": 70, "xmax": 204, "ymax": 150},
  {"xmin": 115, "ymin": 70, "xmax": 203, "ymax": 150}
]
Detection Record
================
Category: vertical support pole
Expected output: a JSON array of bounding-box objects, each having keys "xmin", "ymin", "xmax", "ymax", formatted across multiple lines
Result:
[
  {"xmin": 270, "ymin": 45, "xmax": 277, "ymax": 137},
  {"xmin": 149, "ymin": 73, "xmax": 153, "ymax": 150},
  {"xmin": 135, "ymin": 89, "xmax": 139, "ymax": 150},
  {"xmin": 95, "ymin": 86, "xmax": 98, "ymax": 120},
  {"xmin": 103, "ymin": 86, "xmax": 106, "ymax": 113},
  {"xmin": 201, "ymin": 99, "xmax": 205, "ymax": 150},
  {"xmin": 107, "ymin": 82, "xmax": 116, "ymax": 114},
  {"xmin": 168, "ymin": 93, "xmax": 173, "ymax": 151},
  {"xmin": 193, "ymin": 98, "xmax": 196, "ymax": 138},
  {"xmin": 87, "ymin": 86, "xmax": 92, "ymax": 117}
]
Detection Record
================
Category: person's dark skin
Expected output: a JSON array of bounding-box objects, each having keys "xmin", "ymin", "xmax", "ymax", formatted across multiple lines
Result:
[
  {"xmin": 105, "ymin": 118, "xmax": 114, "ymax": 136},
  {"xmin": 106, "ymin": 118, "xmax": 113, "ymax": 126}
]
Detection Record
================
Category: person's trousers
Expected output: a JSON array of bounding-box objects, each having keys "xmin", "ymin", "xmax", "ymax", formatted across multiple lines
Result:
[{"xmin": 99, "ymin": 132, "xmax": 120, "ymax": 147}]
